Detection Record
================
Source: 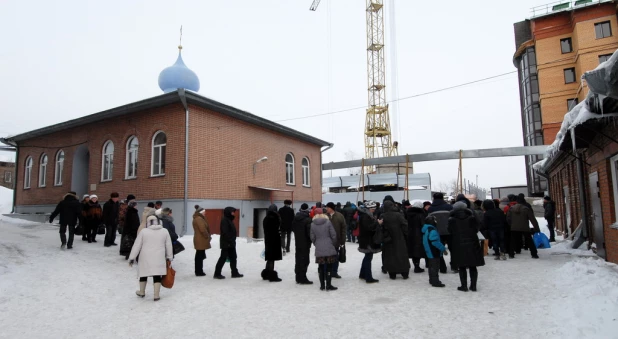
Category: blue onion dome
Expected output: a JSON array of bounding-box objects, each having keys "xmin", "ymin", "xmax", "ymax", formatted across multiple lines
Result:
[{"xmin": 158, "ymin": 46, "xmax": 200, "ymax": 93}]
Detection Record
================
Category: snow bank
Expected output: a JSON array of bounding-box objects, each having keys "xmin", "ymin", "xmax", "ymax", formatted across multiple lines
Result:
[{"xmin": 0, "ymin": 186, "xmax": 13, "ymax": 214}]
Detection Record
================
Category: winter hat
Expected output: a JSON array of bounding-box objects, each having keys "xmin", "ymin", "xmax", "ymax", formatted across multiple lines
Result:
[
  {"xmin": 83, "ymin": 194, "xmax": 90, "ymax": 199},
  {"xmin": 474, "ymin": 200, "xmax": 483, "ymax": 208},
  {"xmin": 268, "ymin": 204, "xmax": 278, "ymax": 212},
  {"xmin": 326, "ymin": 202, "xmax": 336, "ymax": 210},
  {"xmin": 90, "ymin": 195, "xmax": 98, "ymax": 200},
  {"xmin": 146, "ymin": 215, "xmax": 160, "ymax": 227},
  {"xmin": 456, "ymin": 194, "xmax": 466, "ymax": 201},
  {"xmin": 194, "ymin": 205, "xmax": 205, "ymax": 213},
  {"xmin": 507, "ymin": 194, "xmax": 516, "ymax": 202},
  {"xmin": 127, "ymin": 194, "xmax": 136, "ymax": 201},
  {"xmin": 284, "ymin": 199, "xmax": 292, "ymax": 205},
  {"xmin": 453, "ymin": 201, "xmax": 467, "ymax": 211},
  {"xmin": 402, "ymin": 200, "xmax": 411, "ymax": 207},
  {"xmin": 148, "ymin": 202, "xmax": 155, "ymax": 208},
  {"xmin": 110, "ymin": 192, "xmax": 119, "ymax": 198},
  {"xmin": 411, "ymin": 200, "xmax": 424, "ymax": 209},
  {"xmin": 424, "ymin": 215, "xmax": 437, "ymax": 226},
  {"xmin": 433, "ymin": 192, "xmax": 444, "ymax": 200},
  {"xmin": 161, "ymin": 207, "xmax": 172, "ymax": 215},
  {"xmin": 364, "ymin": 200, "xmax": 377, "ymax": 209},
  {"xmin": 423, "ymin": 201, "xmax": 432, "ymax": 208},
  {"xmin": 315, "ymin": 202, "xmax": 322, "ymax": 208},
  {"xmin": 544, "ymin": 196, "xmax": 551, "ymax": 201},
  {"xmin": 300, "ymin": 203, "xmax": 309, "ymax": 211},
  {"xmin": 383, "ymin": 195, "xmax": 395, "ymax": 203},
  {"xmin": 128, "ymin": 200, "xmax": 138, "ymax": 208},
  {"xmin": 314, "ymin": 208, "xmax": 323, "ymax": 215}
]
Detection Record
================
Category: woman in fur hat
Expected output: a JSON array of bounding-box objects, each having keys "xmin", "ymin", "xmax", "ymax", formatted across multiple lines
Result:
[{"xmin": 310, "ymin": 208, "xmax": 338, "ymax": 291}]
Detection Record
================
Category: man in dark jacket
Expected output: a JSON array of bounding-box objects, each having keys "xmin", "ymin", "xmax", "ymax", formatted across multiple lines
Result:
[
  {"xmin": 292, "ymin": 204, "xmax": 313, "ymax": 284},
  {"xmin": 102, "ymin": 192, "xmax": 120, "ymax": 247},
  {"xmin": 278, "ymin": 200, "xmax": 295, "ymax": 253},
  {"xmin": 543, "ymin": 196, "xmax": 556, "ymax": 242},
  {"xmin": 381, "ymin": 200, "xmax": 411, "ymax": 279},
  {"xmin": 406, "ymin": 201, "xmax": 427, "ymax": 273},
  {"xmin": 428, "ymin": 193, "xmax": 455, "ymax": 273},
  {"xmin": 507, "ymin": 197, "xmax": 540, "ymax": 259},
  {"xmin": 427, "ymin": 193, "xmax": 453, "ymax": 214},
  {"xmin": 262, "ymin": 204, "xmax": 283, "ymax": 282},
  {"xmin": 448, "ymin": 202, "xmax": 485, "ymax": 292},
  {"xmin": 214, "ymin": 207, "xmax": 243, "ymax": 279},
  {"xmin": 49, "ymin": 192, "xmax": 82, "ymax": 249},
  {"xmin": 483, "ymin": 199, "xmax": 507, "ymax": 260},
  {"xmin": 326, "ymin": 202, "xmax": 346, "ymax": 279}
]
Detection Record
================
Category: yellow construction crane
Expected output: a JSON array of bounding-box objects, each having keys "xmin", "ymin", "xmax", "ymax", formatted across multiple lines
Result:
[{"xmin": 310, "ymin": 0, "xmax": 397, "ymax": 164}]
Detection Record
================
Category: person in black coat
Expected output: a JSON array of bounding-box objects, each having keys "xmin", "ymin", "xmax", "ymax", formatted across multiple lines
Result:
[
  {"xmin": 427, "ymin": 193, "xmax": 453, "ymax": 214},
  {"xmin": 406, "ymin": 201, "xmax": 427, "ymax": 273},
  {"xmin": 79, "ymin": 195, "xmax": 90, "ymax": 241},
  {"xmin": 120, "ymin": 200, "xmax": 140, "ymax": 259},
  {"xmin": 292, "ymin": 204, "xmax": 313, "ymax": 284},
  {"xmin": 49, "ymin": 192, "xmax": 82, "ymax": 249},
  {"xmin": 357, "ymin": 201, "xmax": 381, "ymax": 283},
  {"xmin": 543, "ymin": 196, "xmax": 556, "ymax": 242},
  {"xmin": 448, "ymin": 202, "xmax": 485, "ymax": 292},
  {"xmin": 262, "ymin": 204, "xmax": 283, "ymax": 282},
  {"xmin": 102, "ymin": 192, "xmax": 120, "ymax": 247},
  {"xmin": 214, "ymin": 207, "xmax": 243, "ymax": 279},
  {"xmin": 278, "ymin": 200, "xmax": 295, "ymax": 253},
  {"xmin": 483, "ymin": 199, "xmax": 507, "ymax": 260},
  {"xmin": 381, "ymin": 200, "xmax": 410, "ymax": 279}
]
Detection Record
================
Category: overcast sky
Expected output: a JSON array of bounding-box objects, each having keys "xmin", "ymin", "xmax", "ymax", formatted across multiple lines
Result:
[{"xmin": 0, "ymin": 0, "xmax": 551, "ymax": 192}]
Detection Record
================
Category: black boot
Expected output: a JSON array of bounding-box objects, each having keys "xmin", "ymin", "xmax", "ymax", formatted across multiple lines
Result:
[
  {"xmin": 413, "ymin": 258, "xmax": 425, "ymax": 273},
  {"xmin": 457, "ymin": 268, "xmax": 468, "ymax": 292},
  {"xmin": 401, "ymin": 272, "xmax": 409, "ymax": 280},
  {"xmin": 326, "ymin": 268, "xmax": 338, "ymax": 291},
  {"xmin": 469, "ymin": 267, "xmax": 478, "ymax": 292},
  {"xmin": 389, "ymin": 272, "xmax": 397, "ymax": 280},
  {"xmin": 318, "ymin": 267, "xmax": 325, "ymax": 291},
  {"xmin": 268, "ymin": 271, "xmax": 282, "ymax": 282},
  {"xmin": 261, "ymin": 269, "xmax": 269, "ymax": 280}
]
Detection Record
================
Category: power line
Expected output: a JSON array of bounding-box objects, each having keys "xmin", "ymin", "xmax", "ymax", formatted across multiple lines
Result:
[{"xmin": 275, "ymin": 71, "xmax": 517, "ymax": 122}]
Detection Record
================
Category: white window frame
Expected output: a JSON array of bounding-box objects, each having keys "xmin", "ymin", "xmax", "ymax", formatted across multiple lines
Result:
[
  {"xmin": 4, "ymin": 171, "xmax": 11, "ymax": 183},
  {"xmin": 302, "ymin": 157, "xmax": 310, "ymax": 187},
  {"xmin": 24, "ymin": 157, "xmax": 32, "ymax": 189},
  {"xmin": 610, "ymin": 154, "xmax": 618, "ymax": 223},
  {"xmin": 54, "ymin": 150, "xmax": 64, "ymax": 186},
  {"xmin": 39, "ymin": 154, "xmax": 48, "ymax": 187},
  {"xmin": 125, "ymin": 136, "xmax": 138, "ymax": 179},
  {"xmin": 285, "ymin": 153, "xmax": 295, "ymax": 185},
  {"xmin": 101, "ymin": 141, "xmax": 114, "ymax": 182},
  {"xmin": 151, "ymin": 131, "xmax": 166, "ymax": 177}
]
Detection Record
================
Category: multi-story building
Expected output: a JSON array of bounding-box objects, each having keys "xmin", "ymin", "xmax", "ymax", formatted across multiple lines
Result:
[{"xmin": 513, "ymin": 0, "xmax": 618, "ymax": 196}]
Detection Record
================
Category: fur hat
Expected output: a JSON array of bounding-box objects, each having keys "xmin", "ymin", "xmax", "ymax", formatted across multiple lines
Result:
[
  {"xmin": 161, "ymin": 207, "xmax": 172, "ymax": 215},
  {"xmin": 90, "ymin": 195, "xmax": 98, "ymax": 200},
  {"xmin": 411, "ymin": 200, "xmax": 424, "ymax": 209},
  {"xmin": 453, "ymin": 201, "xmax": 467, "ymax": 211},
  {"xmin": 83, "ymin": 194, "xmax": 90, "ymax": 199},
  {"xmin": 126, "ymin": 194, "xmax": 136, "ymax": 201},
  {"xmin": 128, "ymin": 200, "xmax": 138, "ymax": 208},
  {"xmin": 364, "ymin": 200, "xmax": 377, "ymax": 209},
  {"xmin": 146, "ymin": 215, "xmax": 160, "ymax": 227},
  {"xmin": 300, "ymin": 203, "xmax": 309, "ymax": 211},
  {"xmin": 326, "ymin": 202, "xmax": 336, "ymax": 210}
]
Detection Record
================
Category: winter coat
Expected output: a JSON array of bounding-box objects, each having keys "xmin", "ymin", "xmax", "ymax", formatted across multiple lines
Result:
[
  {"xmin": 278, "ymin": 205, "xmax": 295, "ymax": 233},
  {"xmin": 138, "ymin": 207, "xmax": 156, "ymax": 234},
  {"xmin": 483, "ymin": 208, "xmax": 507, "ymax": 232},
  {"xmin": 503, "ymin": 201, "xmax": 517, "ymax": 214},
  {"xmin": 381, "ymin": 201, "xmax": 411, "ymax": 273},
  {"xmin": 427, "ymin": 198, "xmax": 453, "ymax": 214},
  {"xmin": 160, "ymin": 215, "xmax": 178, "ymax": 243},
  {"xmin": 428, "ymin": 210, "xmax": 451, "ymax": 235},
  {"xmin": 406, "ymin": 207, "xmax": 426, "ymax": 259},
  {"xmin": 192, "ymin": 212, "xmax": 211, "ymax": 250},
  {"xmin": 507, "ymin": 203, "xmax": 540, "ymax": 233},
  {"xmin": 342, "ymin": 205, "xmax": 356, "ymax": 229},
  {"xmin": 83, "ymin": 201, "xmax": 103, "ymax": 228},
  {"xmin": 473, "ymin": 209, "xmax": 484, "ymax": 229},
  {"xmin": 118, "ymin": 202, "xmax": 128, "ymax": 231},
  {"xmin": 220, "ymin": 207, "xmax": 238, "ymax": 249},
  {"xmin": 102, "ymin": 199, "xmax": 119, "ymax": 227},
  {"xmin": 448, "ymin": 209, "xmax": 485, "ymax": 268},
  {"xmin": 328, "ymin": 211, "xmax": 347, "ymax": 246},
  {"xmin": 128, "ymin": 223, "xmax": 173, "ymax": 277},
  {"xmin": 544, "ymin": 200, "xmax": 556, "ymax": 220},
  {"xmin": 422, "ymin": 224, "xmax": 445, "ymax": 259},
  {"xmin": 263, "ymin": 211, "xmax": 283, "ymax": 261},
  {"xmin": 124, "ymin": 206, "xmax": 140, "ymax": 238},
  {"xmin": 49, "ymin": 193, "xmax": 82, "ymax": 226},
  {"xmin": 357, "ymin": 208, "xmax": 381, "ymax": 254},
  {"xmin": 292, "ymin": 210, "xmax": 312, "ymax": 252},
  {"xmin": 310, "ymin": 215, "xmax": 338, "ymax": 258}
]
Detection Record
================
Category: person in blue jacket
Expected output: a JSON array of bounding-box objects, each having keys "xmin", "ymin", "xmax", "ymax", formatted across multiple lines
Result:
[{"xmin": 422, "ymin": 215, "xmax": 446, "ymax": 288}]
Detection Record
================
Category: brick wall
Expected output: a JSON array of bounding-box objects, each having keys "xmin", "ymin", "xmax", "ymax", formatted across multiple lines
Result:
[{"xmin": 0, "ymin": 161, "xmax": 15, "ymax": 190}]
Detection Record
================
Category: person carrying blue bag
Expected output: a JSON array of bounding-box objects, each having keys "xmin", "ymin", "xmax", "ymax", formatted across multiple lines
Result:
[
  {"xmin": 533, "ymin": 232, "xmax": 551, "ymax": 249},
  {"xmin": 422, "ymin": 215, "xmax": 446, "ymax": 288}
]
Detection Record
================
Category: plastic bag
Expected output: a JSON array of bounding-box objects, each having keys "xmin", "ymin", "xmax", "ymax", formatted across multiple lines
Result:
[{"xmin": 533, "ymin": 232, "xmax": 551, "ymax": 249}]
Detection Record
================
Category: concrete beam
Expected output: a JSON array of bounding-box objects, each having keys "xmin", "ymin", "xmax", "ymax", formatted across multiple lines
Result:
[{"xmin": 322, "ymin": 146, "xmax": 548, "ymax": 170}]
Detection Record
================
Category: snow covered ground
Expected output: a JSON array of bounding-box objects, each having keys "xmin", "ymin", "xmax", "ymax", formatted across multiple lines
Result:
[{"xmin": 0, "ymin": 214, "xmax": 617, "ymax": 338}]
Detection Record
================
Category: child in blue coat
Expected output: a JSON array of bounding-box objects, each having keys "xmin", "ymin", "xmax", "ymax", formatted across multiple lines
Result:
[{"xmin": 422, "ymin": 215, "xmax": 446, "ymax": 287}]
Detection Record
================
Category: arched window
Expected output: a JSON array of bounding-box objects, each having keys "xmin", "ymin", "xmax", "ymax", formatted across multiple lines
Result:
[
  {"xmin": 285, "ymin": 153, "xmax": 295, "ymax": 185},
  {"xmin": 39, "ymin": 154, "xmax": 48, "ymax": 187},
  {"xmin": 126, "ymin": 136, "xmax": 138, "ymax": 179},
  {"xmin": 302, "ymin": 157, "xmax": 310, "ymax": 187},
  {"xmin": 102, "ymin": 141, "xmax": 114, "ymax": 181},
  {"xmin": 54, "ymin": 150, "xmax": 64, "ymax": 186},
  {"xmin": 24, "ymin": 156, "xmax": 33, "ymax": 189},
  {"xmin": 152, "ymin": 131, "xmax": 166, "ymax": 176}
]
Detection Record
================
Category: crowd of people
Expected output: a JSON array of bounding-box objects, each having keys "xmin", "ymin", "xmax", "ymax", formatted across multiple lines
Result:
[{"xmin": 47, "ymin": 190, "xmax": 556, "ymax": 299}]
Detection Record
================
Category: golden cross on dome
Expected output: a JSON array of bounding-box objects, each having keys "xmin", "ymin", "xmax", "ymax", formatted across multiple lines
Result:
[{"xmin": 179, "ymin": 25, "xmax": 183, "ymax": 50}]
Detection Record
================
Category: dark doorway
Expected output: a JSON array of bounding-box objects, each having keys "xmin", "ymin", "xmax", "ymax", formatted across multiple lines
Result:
[
  {"xmin": 588, "ymin": 172, "xmax": 605, "ymax": 258},
  {"xmin": 253, "ymin": 208, "xmax": 268, "ymax": 239},
  {"xmin": 71, "ymin": 145, "xmax": 89, "ymax": 198}
]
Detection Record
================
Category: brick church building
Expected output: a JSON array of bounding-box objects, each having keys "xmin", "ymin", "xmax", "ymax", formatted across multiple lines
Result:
[{"xmin": 1, "ymin": 46, "xmax": 332, "ymax": 237}]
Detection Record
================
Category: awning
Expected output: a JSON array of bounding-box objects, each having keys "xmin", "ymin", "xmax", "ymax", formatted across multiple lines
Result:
[{"xmin": 248, "ymin": 186, "xmax": 294, "ymax": 204}]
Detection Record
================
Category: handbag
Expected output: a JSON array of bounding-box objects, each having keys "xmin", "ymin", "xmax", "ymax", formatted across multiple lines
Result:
[
  {"xmin": 97, "ymin": 224, "xmax": 106, "ymax": 235},
  {"xmin": 161, "ymin": 260, "xmax": 175, "ymax": 289},
  {"xmin": 75, "ymin": 224, "xmax": 83, "ymax": 236},
  {"xmin": 338, "ymin": 245, "xmax": 346, "ymax": 263},
  {"xmin": 172, "ymin": 241, "xmax": 185, "ymax": 255},
  {"xmin": 373, "ymin": 222, "xmax": 384, "ymax": 244}
]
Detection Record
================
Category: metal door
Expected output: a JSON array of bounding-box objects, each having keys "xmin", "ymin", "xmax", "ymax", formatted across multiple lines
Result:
[{"xmin": 588, "ymin": 172, "xmax": 606, "ymax": 258}]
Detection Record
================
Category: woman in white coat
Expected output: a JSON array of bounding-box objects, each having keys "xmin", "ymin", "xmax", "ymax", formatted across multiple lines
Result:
[{"xmin": 129, "ymin": 216, "xmax": 173, "ymax": 301}]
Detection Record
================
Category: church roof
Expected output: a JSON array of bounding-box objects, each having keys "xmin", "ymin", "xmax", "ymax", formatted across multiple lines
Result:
[{"xmin": 1, "ymin": 90, "xmax": 331, "ymax": 147}]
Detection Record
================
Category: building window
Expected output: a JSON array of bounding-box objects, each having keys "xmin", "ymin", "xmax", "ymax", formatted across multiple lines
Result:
[
  {"xmin": 564, "ymin": 68, "xmax": 576, "ymax": 84},
  {"xmin": 24, "ymin": 157, "xmax": 32, "ymax": 189},
  {"xmin": 567, "ymin": 98, "xmax": 578, "ymax": 111},
  {"xmin": 611, "ymin": 154, "xmax": 618, "ymax": 223},
  {"xmin": 595, "ymin": 21, "xmax": 612, "ymax": 39},
  {"xmin": 599, "ymin": 54, "xmax": 613, "ymax": 64},
  {"xmin": 560, "ymin": 38, "xmax": 572, "ymax": 54},
  {"xmin": 285, "ymin": 153, "xmax": 295, "ymax": 185},
  {"xmin": 302, "ymin": 157, "xmax": 310, "ymax": 187},
  {"xmin": 4, "ymin": 171, "xmax": 11, "ymax": 183},
  {"xmin": 39, "ymin": 154, "xmax": 48, "ymax": 187},
  {"xmin": 126, "ymin": 136, "xmax": 138, "ymax": 179},
  {"xmin": 102, "ymin": 141, "xmax": 114, "ymax": 181},
  {"xmin": 152, "ymin": 131, "xmax": 166, "ymax": 176},
  {"xmin": 54, "ymin": 150, "xmax": 64, "ymax": 186}
]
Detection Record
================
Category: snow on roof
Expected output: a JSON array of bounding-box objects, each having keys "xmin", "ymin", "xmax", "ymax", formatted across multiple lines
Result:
[{"xmin": 534, "ymin": 50, "xmax": 618, "ymax": 173}]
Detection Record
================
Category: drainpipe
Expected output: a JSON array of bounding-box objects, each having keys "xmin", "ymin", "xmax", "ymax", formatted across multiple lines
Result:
[
  {"xmin": 320, "ymin": 143, "xmax": 334, "ymax": 198},
  {"xmin": 570, "ymin": 128, "xmax": 589, "ymax": 242},
  {"xmin": 12, "ymin": 145, "xmax": 18, "ymax": 213},
  {"xmin": 178, "ymin": 89, "xmax": 189, "ymax": 237}
]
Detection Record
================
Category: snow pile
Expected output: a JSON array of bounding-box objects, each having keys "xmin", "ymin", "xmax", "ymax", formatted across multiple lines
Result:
[
  {"xmin": 533, "ymin": 199, "xmax": 544, "ymax": 206},
  {"xmin": 0, "ymin": 186, "xmax": 13, "ymax": 214},
  {"xmin": 550, "ymin": 258, "xmax": 618, "ymax": 337}
]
